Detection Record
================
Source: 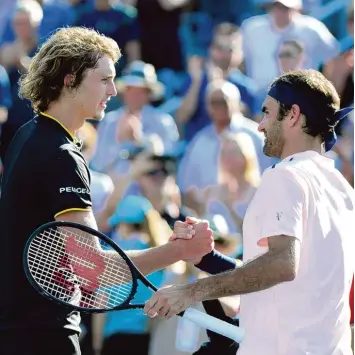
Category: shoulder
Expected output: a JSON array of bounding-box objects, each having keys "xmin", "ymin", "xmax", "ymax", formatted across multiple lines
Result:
[
  {"xmin": 232, "ymin": 116, "xmax": 263, "ymax": 139},
  {"xmin": 241, "ymin": 14, "xmax": 269, "ymax": 33},
  {"xmin": 261, "ymin": 159, "xmax": 307, "ymax": 192},
  {"xmin": 187, "ymin": 125, "xmax": 214, "ymax": 147},
  {"xmin": 50, "ymin": 144, "xmax": 88, "ymax": 173},
  {"xmin": 295, "ymin": 14, "xmax": 330, "ymax": 33},
  {"xmin": 228, "ymin": 70, "xmax": 258, "ymax": 93},
  {"xmin": 99, "ymin": 109, "xmax": 123, "ymax": 129},
  {"xmin": 151, "ymin": 108, "xmax": 177, "ymax": 127}
]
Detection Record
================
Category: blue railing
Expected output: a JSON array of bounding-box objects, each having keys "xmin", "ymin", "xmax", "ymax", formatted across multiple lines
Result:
[{"xmin": 310, "ymin": 0, "xmax": 353, "ymax": 39}]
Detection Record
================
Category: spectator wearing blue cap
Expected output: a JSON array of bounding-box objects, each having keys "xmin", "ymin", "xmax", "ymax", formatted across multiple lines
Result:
[
  {"xmin": 107, "ymin": 195, "xmax": 171, "ymax": 246},
  {"xmin": 92, "ymin": 196, "xmax": 170, "ymax": 355}
]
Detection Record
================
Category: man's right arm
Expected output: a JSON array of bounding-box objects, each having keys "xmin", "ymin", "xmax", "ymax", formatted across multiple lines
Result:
[{"xmin": 57, "ymin": 209, "xmax": 214, "ymax": 277}]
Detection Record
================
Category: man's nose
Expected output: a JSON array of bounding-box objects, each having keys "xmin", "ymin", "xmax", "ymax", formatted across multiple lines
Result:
[
  {"xmin": 108, "ymin": 81, "xmax": 117, "ymax": 97},
  {"xmin": 257, "ymin": 119, "xmax": 265, "ymax": 132}
]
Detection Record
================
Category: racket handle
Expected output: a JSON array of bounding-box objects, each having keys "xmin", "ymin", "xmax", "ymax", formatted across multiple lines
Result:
[{"xmin": 182, "ymin": 307, "xmax": 244, "ymax": 343}]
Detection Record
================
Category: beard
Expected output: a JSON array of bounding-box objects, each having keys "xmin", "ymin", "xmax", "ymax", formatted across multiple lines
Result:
[{"xmin": 263, "ymin": 120, "xmax": 285, "ymax": 158}]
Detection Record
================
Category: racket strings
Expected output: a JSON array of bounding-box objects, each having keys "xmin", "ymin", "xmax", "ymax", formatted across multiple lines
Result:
[{"xmin": 27, "ymin": 226, "xmax": 135, "ymax": 310}]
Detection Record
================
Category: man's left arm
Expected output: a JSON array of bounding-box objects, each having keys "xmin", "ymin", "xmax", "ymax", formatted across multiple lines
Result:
[
  {"xmin": 144, "ymin": 234, "xmax": 300, "ymax": 317},
  {"xmin": 190, "ymin": 234, "xmax": 300, "ymax": 301}
]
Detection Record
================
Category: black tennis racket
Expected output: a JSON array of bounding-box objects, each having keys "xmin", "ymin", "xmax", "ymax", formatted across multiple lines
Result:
[{"xmin": 23, "ymin": 221, "xmax": 244, "ymax": 343}]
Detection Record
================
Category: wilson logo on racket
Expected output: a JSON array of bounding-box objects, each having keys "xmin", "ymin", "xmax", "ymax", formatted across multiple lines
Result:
[{"xmin": 64, "ymin": 235, "xmax": 105, "ymax": 292}]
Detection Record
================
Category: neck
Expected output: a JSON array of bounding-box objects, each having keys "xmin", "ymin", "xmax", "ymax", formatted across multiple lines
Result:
[
  {"xmin": 227, "ymin": 173, "xmax": 249, "ymax": 191},
  {"xmin": 235, "ymin": 175, "xmax": 249, "ymax": 189},
  {"xmin": 215, "ymin": 119, "xmax": 231, "ymax": 134},
  {"xmin": 280, "ymin": 136, "xmax": 322, "ymax": 160},
  {"xmin": 271, "ymin": 13, "xmax": 293, "ymax": 30},
  {"xmin": 45, "ymin": 99, "xmax": 86, "ymax": 137},
  {"xmin": 125, "ymin": 106, "xmax": 144, "ymax": 115}
]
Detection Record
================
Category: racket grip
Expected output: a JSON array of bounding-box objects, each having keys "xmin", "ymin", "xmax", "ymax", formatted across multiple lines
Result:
[{"xmin": 181, "ymin": 308, "xmax": 244, "ymax": 343}]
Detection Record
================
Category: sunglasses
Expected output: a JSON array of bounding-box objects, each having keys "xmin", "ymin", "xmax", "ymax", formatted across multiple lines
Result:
[
  {"xmin": 278, "ymin": 51, "xmax": 298, "ymax": 59},
  {"xmin": 212, "ymin": 42, "xmax": 234, "ymax": 52},
  {"xmin": 145, "ymin": 168, "xmax": 169, "ymax": 177},
  {"xmin": 209, "ymin": 99, "xmax": 227, "ymax": 107}
]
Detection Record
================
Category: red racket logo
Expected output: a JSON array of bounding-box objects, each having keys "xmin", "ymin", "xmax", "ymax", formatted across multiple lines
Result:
[{"xmin": 64, "ymin": 235, "xmax": 106, "ymax": 292}]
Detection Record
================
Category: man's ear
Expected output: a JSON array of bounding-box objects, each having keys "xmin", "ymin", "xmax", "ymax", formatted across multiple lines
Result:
[
  {"xmin": 64, "ymin": 74, "xmax": 75, "ymax": 88},
  {"xmin": 288, "ymin": 104, "xmax": 302, "ymax": 127}
]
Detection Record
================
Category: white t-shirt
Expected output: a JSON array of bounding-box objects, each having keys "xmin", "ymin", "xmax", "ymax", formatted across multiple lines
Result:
[
  {"xmin": 241, "ymin": 14, "xmax": 340, "ymax": 91},
  {"xmin": 239, "ymin": 150, "xmax": 354, "ymax": 355}
]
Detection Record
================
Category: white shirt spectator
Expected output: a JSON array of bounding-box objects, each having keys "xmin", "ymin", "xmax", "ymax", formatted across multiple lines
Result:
[
  {"xmin": 90, "ymin": 105, "xmax": 179, "ymax": 174},
  {"xmin": 241, "ymin": 13, "xmax": 340, "ymax": 90},
  {"xmin": 90, "ymin": 169, "xmax": 114, "ymax": 214},
  {"xmin": 178, "ymin": 113, "xmax": 276, "ymax": 194},
  {"xmin": 239, "ymin": 150, "xmax": 354, "ymax": 355}
]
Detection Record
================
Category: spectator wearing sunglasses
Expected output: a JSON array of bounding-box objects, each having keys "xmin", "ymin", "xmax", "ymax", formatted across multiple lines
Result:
[
  {"xmin": 95, "ymin": 149, "xmax": 196, "ymax": 233},
  {"xmin": 278, "ymin": 39, "xmax": 305, "ymax": 73},
  {"xmin": 253, "ymin": 39, "xmax": 305, "ymax": 122}
]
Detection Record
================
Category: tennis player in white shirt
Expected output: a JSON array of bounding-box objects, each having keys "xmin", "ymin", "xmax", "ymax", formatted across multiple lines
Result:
[{"xmin": 144, "ymin": 69, "xmax": 355, "ymax": 355}]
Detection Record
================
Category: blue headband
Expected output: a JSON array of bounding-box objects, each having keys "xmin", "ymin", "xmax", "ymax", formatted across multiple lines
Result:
[{"xmin": 268, "ymin": 83, "xmax": 354, "ymax": 151}]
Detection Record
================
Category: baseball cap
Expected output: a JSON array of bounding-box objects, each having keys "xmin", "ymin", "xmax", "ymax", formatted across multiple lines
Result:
[
  {"xmin": 263, "ymin": 0, "xmax": 302, "ymax": 9},
  {"xmin": 108, "ymin": 196, "xmax": 153, "ymax": 228}
]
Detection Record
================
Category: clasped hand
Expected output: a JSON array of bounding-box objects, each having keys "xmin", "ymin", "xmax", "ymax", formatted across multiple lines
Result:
[{"xmin": 144, "ymin": 217, "xmax": 213, "ymax": 319}]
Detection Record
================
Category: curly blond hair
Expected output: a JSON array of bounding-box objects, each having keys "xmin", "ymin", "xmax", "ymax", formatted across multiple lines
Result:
[{"xmin": 19, "ymin": 27, "xmax": 122, "ymax": 112}]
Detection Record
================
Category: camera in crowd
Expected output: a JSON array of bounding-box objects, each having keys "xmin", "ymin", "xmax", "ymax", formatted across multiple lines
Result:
[{"xmin": 118, "ymin": 143, "xmax": 185, "ymax": 176}]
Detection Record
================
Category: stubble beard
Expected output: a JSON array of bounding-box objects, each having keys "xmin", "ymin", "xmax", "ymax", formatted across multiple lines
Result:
[{"xmin": 263, "ymin": 121, "xmax": 284, "ymax": 158}]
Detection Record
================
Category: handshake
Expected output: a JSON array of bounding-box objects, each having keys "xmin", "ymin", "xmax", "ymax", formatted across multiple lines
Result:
[{"xmin": 169, "ymin": 216, "xmax": 215, "ymax": 265}]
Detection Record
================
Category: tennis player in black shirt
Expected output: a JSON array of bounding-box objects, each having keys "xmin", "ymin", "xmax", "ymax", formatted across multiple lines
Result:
[{"xmin": 0, "ymin": 27, "xmax": 214, "ymax": 355}]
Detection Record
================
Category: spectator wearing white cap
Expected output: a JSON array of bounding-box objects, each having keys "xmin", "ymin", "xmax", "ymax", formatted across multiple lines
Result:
[
  {"xmin": 241, "ymin": 0, "xmax": 340, "ymax": 94},
  {"xmin": 277, "ymin": 39, "xmax": 305, "ymax": 74},
  {"xmin": 90, "ymin": 61, "xmax": 179, "ymax": 175}
]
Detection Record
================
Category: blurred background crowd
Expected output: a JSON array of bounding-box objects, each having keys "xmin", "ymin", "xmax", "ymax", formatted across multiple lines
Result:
[{"xmin": 0, "ymin": 0, "xmax": 353, "ymax": 354}]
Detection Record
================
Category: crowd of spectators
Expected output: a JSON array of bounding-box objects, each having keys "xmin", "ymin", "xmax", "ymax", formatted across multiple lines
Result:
[{"xmin": 0, "ymin": 0, "xmax": 353, "ymax": 354}]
